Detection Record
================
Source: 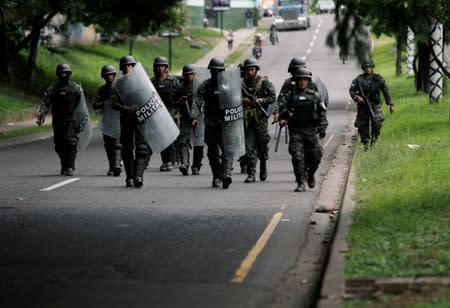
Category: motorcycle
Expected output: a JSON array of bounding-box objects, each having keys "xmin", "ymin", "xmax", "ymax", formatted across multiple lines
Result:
[{"xmin": 252, "ymin": 47, "xmax": 262, "ymax": 59}]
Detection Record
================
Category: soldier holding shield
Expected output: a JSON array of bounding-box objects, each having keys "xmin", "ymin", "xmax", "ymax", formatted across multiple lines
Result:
[
  {"xmin": 37, "ymin": 63, "xmax": 91, "ymax": 176},
  {"xmin": 93, "ymin": 64, "xmax": 122, "ymax": 177}
]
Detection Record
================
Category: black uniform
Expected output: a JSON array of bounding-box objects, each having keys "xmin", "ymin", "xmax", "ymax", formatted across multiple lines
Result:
[{"xmin": 39, "ymin": 80, "xmax": 82, "ymax": 175}]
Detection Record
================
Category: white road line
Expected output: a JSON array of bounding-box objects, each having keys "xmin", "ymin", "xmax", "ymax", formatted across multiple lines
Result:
[
  {"xmin": 40, "ymin": 178, "xmax": 80, "ymax": 191},
  {"xmin": 230, "ymin": 212, "xmax": 284, "ymax": 283},
  {"xmin": 324, "ymin": 134, "xmax": 335, "ymax": 149}
]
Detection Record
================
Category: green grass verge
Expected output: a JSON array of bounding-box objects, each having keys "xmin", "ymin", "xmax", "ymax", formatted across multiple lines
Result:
[{"xmin": 344, "ymin": 38, "xmax": 450, "ymax": 306}]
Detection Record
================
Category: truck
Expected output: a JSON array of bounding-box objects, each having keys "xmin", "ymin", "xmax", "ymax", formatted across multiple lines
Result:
[{"xmin": 273, "ymin": 0, "xmax": 310, "ymax": 31}]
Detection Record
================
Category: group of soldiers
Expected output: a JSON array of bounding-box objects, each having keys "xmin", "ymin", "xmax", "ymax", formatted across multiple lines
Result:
[{"xmin": 37, "ymin": 53, "xmax": 393, "ymax": 192}]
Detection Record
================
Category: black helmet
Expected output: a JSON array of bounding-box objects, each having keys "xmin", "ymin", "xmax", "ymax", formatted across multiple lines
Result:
[
  {"xmin": 292, "ymin": 67, "xmax": 312, "ymax": 80},
  {"xmin": 182, "ymin": 64, "xmax": 195, "ymax": 75},
  {"xmin": 101, "ymin": 64, "xmax": 117, "ymax": 77},
  {"xmin": 153, "ymin": 56, "xmax": 169, "ymax": 68},
  {"xmin": 207, "ymin": 58, "xmax": 225, "ymax": 71},
  {"xmin": 361, "ymin": 60, "xmax": 375, "ymax": 70},
  {"xmin": 288, "ymin": 57, "xmax": 306, "ymax": 73},
  {"xmin": 243, "ymin": 58, "xmax": 260, "ymax": 70},
  {"xmin": 55, "ymin": 63, "xmax": 72, "ymax": 76},
  {"xmin": 119, "ymin": 55, "xmax": 136, "ymax": 69}
]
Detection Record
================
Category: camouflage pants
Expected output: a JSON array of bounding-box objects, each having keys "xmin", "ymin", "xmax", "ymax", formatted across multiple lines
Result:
[
  {"xmin": 288, "ymin": 127, "xmax": 323, "ymax": 183},
  {"xmin": 177, "ymin": 119, "xmax": 192, "ymax": 166},
  {"xmin": 244, "ymin": 115, "xmax": 270, "ymax": 166},
  {"xmin": 354, "ymin": 104, "xmax": 384, "ymax": 145}
]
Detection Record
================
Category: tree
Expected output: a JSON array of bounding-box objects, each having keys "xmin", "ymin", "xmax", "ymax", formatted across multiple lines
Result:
[{"xmin": 328, "ymin": 0, "xmax": 450, "ymax": 92}]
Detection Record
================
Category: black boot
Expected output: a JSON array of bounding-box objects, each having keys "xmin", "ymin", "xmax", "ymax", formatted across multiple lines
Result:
[
  {"xmin": 212, "ymin": 177, "xmax": 221, "ymax": 188},
  {"xmin": 307, "ymin": 172, "xmax": 315, "ymax": 188},
  {"xmin": 222, "ymin": 176, "xmax": 232, "ymax": 189},
  {"xmin": 123, "ymin": 159, "xmax": 134, "ymax": 188},
  {"xmin": 295, "ymin": 182, "xmax": 306, "ymax": 192},
  {"xmin": 259, "ymin": 159, "xmax": 268, "ymax": 181},
  {"xmin": 244, "ymin": 164, "xmax": 256, "ymax": 183}
]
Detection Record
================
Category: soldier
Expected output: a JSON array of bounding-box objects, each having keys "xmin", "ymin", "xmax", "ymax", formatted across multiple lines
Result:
[
  {"xmin": 150, "ymin": 56, "xmax": 179, "ymax": 171},
  {"xmin": 349, "ymin": 60, "xmax": 394, "ymax": 151},
  {"xmin": 278, "ymin": 67, "xmax": 328, "ymax": 192},
  {"xmin": 241, "ymin": 58, "xmax": 276, "ymax": 183},
  {"xmin": 92, "ymin": 64, "xmax": 122, "ymax": 176},
  {"xmin": 172, "ymin": 64, "xmax": 196, "ymax": 175},
  {"xmin": 191, "ymin": 58, "xmax": 235, "ymax": 189},
  {"xmin": 111, "ymin": 55, "xmax": 149, "ymax": 188},
  {"xmin": 36, "ymin": 63, "xmax": 83, "ymax": 176}
]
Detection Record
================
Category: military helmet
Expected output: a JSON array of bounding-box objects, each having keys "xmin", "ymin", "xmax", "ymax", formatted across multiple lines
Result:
[
  {"xmin": 55, "ymin": 63, "xmax": 72, "ymax": 76},
  {"xmin": 288, "ymin": 57, "xmax": 306, "ymax": 73},
  {"xmin": 153, "ymin": 56, "xmax": 169, "ymax": 68},
  {"xmin": 243, "ymin": 58, "xmax": 260, "ymax": 70},
  {"xmin": 292, "ymin": 67, "xmax": 312, "ymax": 80},
  {"xmin": 361, "ymin": 60, "xmax": 375, "ymax": 70},
  {"xmin": 119, "ymin": 55, "xmax": 136, "ymax": 69},
  {"xmin": 182, "ymin": 64, "xmax": 195, "ymax": 75},
  {"xmin": 101, "ymin": 64, "xmax": 117, "ymax": 77},
  {"xmin": 207, "ymin": 58, "xmax": 225, "ymax": 71}
]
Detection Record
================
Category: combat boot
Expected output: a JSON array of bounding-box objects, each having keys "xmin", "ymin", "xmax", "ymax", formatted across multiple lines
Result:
[
  {"xmin": 295, "ymin": 182, "xmax": 306, "ymax": 192},
  {"xmin": 160, "ymin": 163, "xmax": 170, "ymax": 171},
  {"xmin": 64, "ymin": 168, "xmax": 74, "ymax": 176},
  {"xmin": 212, "ymin": 177, "xmax": 221, "ymax": 188},
  {"xmin": 307, "ymin": 172, "xmax": 315, "ymax": 188},
  {"xmin": 244, "ymin": 164, "xmax": 256, "ymax": 183},
  {"xmin": 191, "ymin": 166, "xmax": 200, "ymax": 175},
  {"xmin": 133, "ymin": 176, "xmax": 143, "ymax": 188},
  {"xmin": 259, "ymin": 159, "xmax": 268, "ymax": 181},
  {"xmin": 222, "ymin": 176, "xmax": 232, "ymax": 189},
  {"xmin": 126, "ymin": 178, "xmax": 134, "ymax": 187},
  {"xmin": 179, "ymin": 164, "xmax": 188, "ymax": 176}
]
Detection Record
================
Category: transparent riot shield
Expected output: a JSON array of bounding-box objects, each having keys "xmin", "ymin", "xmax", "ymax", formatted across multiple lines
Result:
[
  {"xmin": 73, "ymin": 90, "xmax": 92, "ymax": 151},
  {"xmin": 315, "ymin": 76, "xmax": 329, "ymax": 108},
  {"xmin": 217, "ymin": 68, "xmax": 245, "ymax": 159},
  {"xmin": 113, "ymin": 62, "xmax": 179, "ymax": 153},
  {"xmin": 98, "ymin": 98, "xmax": 120, "ymax": 139},
  {"xmin": 192, "ymin": 67, "xmax": 209, "ymax": 146}
]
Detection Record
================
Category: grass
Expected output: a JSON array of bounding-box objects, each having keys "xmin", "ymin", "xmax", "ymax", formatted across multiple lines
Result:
[{"xmin": 344, "ymin": 37, "xmax": 450, "ymax": 306}]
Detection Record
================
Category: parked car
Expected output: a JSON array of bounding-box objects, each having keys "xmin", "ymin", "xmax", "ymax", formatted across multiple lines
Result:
[{"xmin": 316, "ymin": 0, "xmax": 336, "ymax": 14}]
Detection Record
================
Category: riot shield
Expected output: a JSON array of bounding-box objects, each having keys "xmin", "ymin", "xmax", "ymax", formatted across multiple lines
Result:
[
  {"xmin": 98, "ymin": 98, "xmax": 120, "ymax": 139},
  {"xmin": 217, "ymin": 68, "xmax": 245, "ymax": 159},
  {"xmin": 192, "ymin": 67, "xmax": 209, "ymax": 146},
  {"xmin": 113, "ymin": 62, "xmax": 179, "ymax": 153},
  {"xmin": 314, "ymin": 76, "xmax": 329, "ymax": 108},
  {"xmin": 73, "ymin": 89, "xmax": 92, "ymax": 151}
]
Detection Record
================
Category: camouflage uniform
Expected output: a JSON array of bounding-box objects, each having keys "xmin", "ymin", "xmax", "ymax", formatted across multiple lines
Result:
[
  {"xmin": 349, "ymin": 73, "xmax": 391, "ymax": 147},
  {"xmin": 242, "ymin": 74, "xmax": 276, "ymax": 182},
  {"xmin": 39, "ymin": 80, "xmax": 82, "ymax": 175},
  {"xmin": 279, "ymin": 85, "xmax": 328, "ymax": 191},
  {"xmin": 172, "ymin": 78, "xmax": 194, "ymax": 175}
]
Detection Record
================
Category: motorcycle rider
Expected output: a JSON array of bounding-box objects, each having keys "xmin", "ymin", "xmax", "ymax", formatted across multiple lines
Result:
[{"xmin": 92, "ymin": 64, "xmax": 122, "ymax": 177}]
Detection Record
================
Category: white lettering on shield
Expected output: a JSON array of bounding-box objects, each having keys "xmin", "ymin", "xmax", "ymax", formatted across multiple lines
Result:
[
  {"xmin": 223, "ymin": 105, "xmax": 243, "ymax": 122},
  {"xmin": 136, "ymin": 94, "xmax": 163, "ymax": 123}
]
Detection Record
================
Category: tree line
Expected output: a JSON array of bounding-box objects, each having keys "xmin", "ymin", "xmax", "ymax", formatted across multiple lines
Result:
[
  {"xmin": 326, "ymin": 0, "xmax": 450, "ymax": 97},
  {"xmin": 0, "ymin": 0, "xmax": 182, "ymax": 86}
]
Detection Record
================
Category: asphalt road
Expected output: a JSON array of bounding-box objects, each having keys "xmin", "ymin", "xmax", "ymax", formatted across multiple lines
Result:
[{"xmin": 0, "ymin": 14, "xmax": 360, "ymax": 308}]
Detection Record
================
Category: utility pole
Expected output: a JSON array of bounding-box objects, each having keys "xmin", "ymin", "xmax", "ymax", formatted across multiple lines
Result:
[{"xmin": 429, "ymin": 19, "xmax": 443, "ymax": 102}]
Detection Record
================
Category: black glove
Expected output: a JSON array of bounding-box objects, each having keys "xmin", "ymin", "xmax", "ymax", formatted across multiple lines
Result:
[{"xmin": 319, "ymin": 132, "xmax": 326, "ymax": 139}]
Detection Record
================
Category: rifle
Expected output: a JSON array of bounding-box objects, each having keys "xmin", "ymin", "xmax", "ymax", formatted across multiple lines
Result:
[
  {"xmin": 241, "ymin": 86, "xmax": 269, "ymax": 118},
  {"xmin": 182, "ymin": 94, "xmax": 198, "ymax": 137},
  {"xmin": 357, "ymin": 83, "xmax": 375, "ymax": 119},
  {"xmin": 274, "ymin": 124, "xmax": 282, "ymax": 152}
]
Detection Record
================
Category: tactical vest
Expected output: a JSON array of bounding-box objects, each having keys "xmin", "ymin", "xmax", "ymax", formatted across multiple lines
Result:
[
  {"xmin": 203, "ymin": 79, "xmax": 221, "ymax": 122},
  {"xmin": 51, "ymin": 81, "xmax": 80, "ymax": 121},
  {"xmin": 151, "ymin": 75, "xmax": 177, "ymax": 109},
  {"xmin": 289, "ymin": 90, "xmax": 319, "ymax": 128}
]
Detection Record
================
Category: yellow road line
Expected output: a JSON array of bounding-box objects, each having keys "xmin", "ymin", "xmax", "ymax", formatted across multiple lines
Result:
[
  {"xmin": 230, "ymin": 211, "xmax": 283, "ymax": 283},
  {"xmin": 323, "ymin": 133, "xmax": 334, "ymax": 149}
]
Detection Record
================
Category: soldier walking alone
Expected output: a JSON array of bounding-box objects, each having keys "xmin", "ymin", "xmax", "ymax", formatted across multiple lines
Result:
[
  {"xmin": 36, "ymin": 64, "xmax": 88, "ymax": 176},
  {"xmin": 278, "ymin": 67, "xmax": 328, "ymax": 192},
  {"xmin": 241, "ymin": 58, "xmax": 276, "ymax": 183},
  {"xmin": 349, "ymin": 60, "xmax": 395, "ymax": 151}
]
